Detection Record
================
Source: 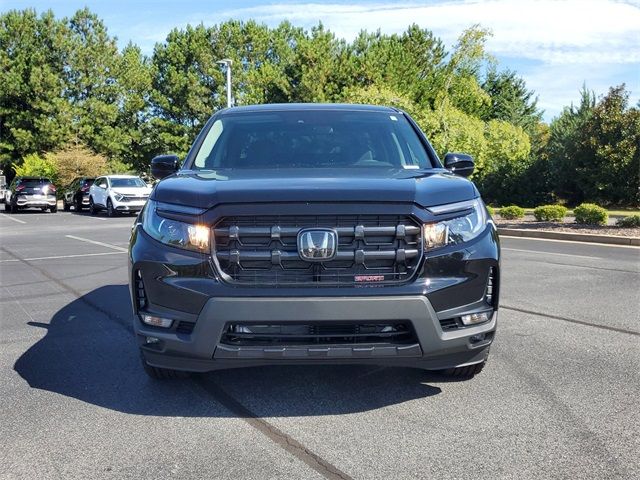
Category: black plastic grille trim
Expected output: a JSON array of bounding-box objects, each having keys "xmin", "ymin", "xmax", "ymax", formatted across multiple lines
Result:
[
  {"xmin": 134, "ymin": 271, "xmax": 147, "ymax": 310},
  {"xmin": 486, "ymin": 267, "xmax": 497, "ymax": 307},
  {"xmin": 212, "ymin": 214, "xmax": 423, "ymax": 287},
  {"xmin": 175, "ymin": 321, "xmax": 195, "ymax": 334},
  {"xmin": 439, "ymin": 317, "xmax": 460, "ymax": 331},
  {"xmin": 220, "ymin": 321, "xmax": 418, "ymax": 346}
]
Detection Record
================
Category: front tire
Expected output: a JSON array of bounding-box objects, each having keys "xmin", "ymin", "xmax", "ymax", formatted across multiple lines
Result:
[
  {"xmin": 63, "ymin": 199, "xmax": 70, "ymax": 211},
  {"xmin": 106, "ymin": 198, "xmax": 116, "ymax": 217},
  {"xmin": 141, "ymin": 354, "xmax": 189, "ymax": 379},
  {"xmin": 75, "ymin": 197, "xmax": 83, "ymax": 212},
  {"xmin": 89, "ymin": 197, "xmax": 97, "ymax": 215},
  {"xmin": 49, "ymin": 205, "xmax": 57, "ymax": 213}
]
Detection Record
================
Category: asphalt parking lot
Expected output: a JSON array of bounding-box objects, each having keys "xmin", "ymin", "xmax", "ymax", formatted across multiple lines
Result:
[{"xmin": 1, "ymin": 209, "xmax": 639, "ymax": 480}]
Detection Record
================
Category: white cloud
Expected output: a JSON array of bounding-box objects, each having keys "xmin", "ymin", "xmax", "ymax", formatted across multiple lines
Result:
[{"xmin": 217, "ymin": 0, "xmax": 640, "ymax": 65}]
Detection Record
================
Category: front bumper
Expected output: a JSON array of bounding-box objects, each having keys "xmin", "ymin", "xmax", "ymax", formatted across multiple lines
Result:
[
  {"xmin": 137, "ymin": 295, "xmax": 495, "ymax": 372},
  {"xmin": 129, "ymin": 217, "xmax": 500, "ymax": 372}
]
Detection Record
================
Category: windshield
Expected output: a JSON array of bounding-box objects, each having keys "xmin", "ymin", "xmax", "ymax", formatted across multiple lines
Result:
[
  {"xmin": 192, "ymin": 110, "xmax": 433, "ymax": 170},
  {"xmin": 110, "ymin": 178, "xmax": 146, "ymax": 188}
]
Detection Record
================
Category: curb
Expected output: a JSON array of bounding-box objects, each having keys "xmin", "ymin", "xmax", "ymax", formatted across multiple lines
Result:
[{"xmin": 498, "ymin": 228, "xmax": 640, "ymax": 246}]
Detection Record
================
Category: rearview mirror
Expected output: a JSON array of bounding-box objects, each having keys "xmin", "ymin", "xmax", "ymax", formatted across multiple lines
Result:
[
  {"xmin": 443, "ymin": 153, "xmax": 474, "ymax": 177},
  {"xmin": 151, "ymin": 155, "xmax": 180, "ymax": 180}
]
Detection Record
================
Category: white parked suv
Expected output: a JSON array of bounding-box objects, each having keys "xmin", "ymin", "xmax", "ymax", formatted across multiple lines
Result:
[{"xmin": 89, "ymin": 175, "xmax": 151, "ymax": 217}]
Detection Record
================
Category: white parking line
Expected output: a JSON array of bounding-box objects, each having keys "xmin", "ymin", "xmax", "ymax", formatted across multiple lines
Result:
[
  {"xmin": 0, "ymin": 251, "xmax": 125, "ymax": 263},
  {"xmin": 0, "ymin": 214, "xmax": 26, "ymax": 224},
  {"xmin": 65, "ymin": 235, "xmax": 128, "ymax": 252},
  {"xmin": 500, "ymin": 235, "xmax": 640, "ymax": 249},
  {"xmin": 502, "ymin": 247, "xmax": 602, "ymax": 260}
]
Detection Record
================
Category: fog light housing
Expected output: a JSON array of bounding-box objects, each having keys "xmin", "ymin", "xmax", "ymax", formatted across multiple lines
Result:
[
  {"xmin": 469, "ymin": 333, "xmax": 486, "ymax": 344},
  {"xmin": 460, "ymin": 311, "xmax": 492, "ymax": 326},
  {"xmin": 423, "ymin": 223, "xmax": 448, "ymax": 249},
  {"xmin": 141, "ymin": 314, "xmax": 173, "ymax": 328}
]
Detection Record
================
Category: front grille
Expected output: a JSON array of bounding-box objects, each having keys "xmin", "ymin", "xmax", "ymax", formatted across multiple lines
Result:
[
  {"xmin": 221, "ymin": 322, "xmax": 417, "ymax": 346},
  {"xmin": 121, "ymin": 195, "xmax": 148, "ymax": 202},
  {"xmin": 213, "ymin": 215, "xmax": 423, "ymax": 286}
]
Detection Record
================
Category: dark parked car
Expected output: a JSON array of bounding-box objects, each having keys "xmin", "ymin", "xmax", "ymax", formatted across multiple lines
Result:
[
  {"xmin": 129, "ymin": 104, "xmax": 500, "ymax": 380},
  {"xmin": 62, "ymin": 177, "xmax": 95, "ymax": 211},
  {"xmin": 4, "ymin": 177, "xmax": 57, "ymax": 213}
]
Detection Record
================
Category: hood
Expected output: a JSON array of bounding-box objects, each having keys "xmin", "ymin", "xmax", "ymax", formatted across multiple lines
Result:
[{"xmin": 152, "ymin": 168, "xmax": 477, "ymax": 209}]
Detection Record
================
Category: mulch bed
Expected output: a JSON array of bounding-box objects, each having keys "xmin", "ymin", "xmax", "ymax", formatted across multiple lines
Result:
[{"xmin": 495, "ymin": 218, "xmax": 640, "ymax": 238}]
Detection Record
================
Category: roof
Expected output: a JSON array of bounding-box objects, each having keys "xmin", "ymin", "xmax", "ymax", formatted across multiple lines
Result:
[
  {"xmin": 218, "ymin": 103, "xmax": 401, "ymax": 115},
  {"xmin": 103, "ymin": 174, "xmax": 141, "ymax": 178}
]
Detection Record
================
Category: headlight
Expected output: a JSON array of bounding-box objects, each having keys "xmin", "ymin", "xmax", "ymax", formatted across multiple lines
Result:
[
  {"xmin": 141, "ymin": 200, "xmax": 210, "ymax": 252},
  {"xmin": 424, "ymin": 198, "xmax": 488, "ymax": 250}
]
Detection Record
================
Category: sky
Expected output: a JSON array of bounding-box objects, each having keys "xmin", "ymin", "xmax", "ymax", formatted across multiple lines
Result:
[{"xmin": 1, "ymin": 0, "xmax": 639, "ymax": 121}]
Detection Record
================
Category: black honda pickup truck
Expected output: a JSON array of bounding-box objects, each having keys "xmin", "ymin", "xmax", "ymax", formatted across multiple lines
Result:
[{"xmin": 129, "ymin": 103, "xmax": 500, "ymax": 379}]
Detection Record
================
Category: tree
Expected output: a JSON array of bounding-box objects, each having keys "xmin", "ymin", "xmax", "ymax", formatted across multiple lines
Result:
[
  {"xmin": 1, "ymin": 8, "xmax": 159, "ymax": 179},
  {"xmin": 115, "ymin": 43, "xmax": 153, "ymax": 171},
  {"xmin": 438, "ymin": 25, "xmax": 494, "ymax": 117},
  {"xmin": 547, "ymin": 87, "xmax": 596, "ymax": 204},
  {"xmin": 46, "ymin": 141, "xmax": 108, "ymax": 187},
  {"xmin": 0, "ymin": 10, "xmax": 72, "ymax": 170},
  {"xmin": 12, "ymin": 153, "xmax": 58, "ymax": 183},
  {"xmin": 150, "ymin": 23, "xmax": 226, "ymax": 157},
  {"xmin": 7, "ymin": 8, "xmax": 634, "ymax": 206},
  {"xmin": 288, "ymin": 24, "xmax": 349, "ymax": 102},
  {"xmin": 347, "ymin": 25, "xmax": 446, "ymax": 107},
  {"xmin": 476, "ymin": 120, "xmax": 531, "ymax": 204},
  {"xmin": 64, "ymin": 8, "xmax": 126, "ymax": 160},
  {"xmin": 579, "ymin": 85, "xmax": 639, "ymax": 205},
  {"xmin": 242, "ymin": 21, "xmax": 302, "ymax": 104},
  {"xmin": 425, "ymin": 101, "xmax": 488, "ymax": 171},
  {"xmin": 546, "ymin": 85, "xmax": 639, "ymax": 206},
  {"xmin": 481, "ymin": 69, "xmax": 542, "ymax": 135},
  {"xmin": 340, "ymin": 85, "xmax": 417, "ymax": 113}
]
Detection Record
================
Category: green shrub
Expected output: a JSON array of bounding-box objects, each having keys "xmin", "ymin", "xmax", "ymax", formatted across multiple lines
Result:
[
  {"xmin": 616, "ymin": 215, "xmax": 640, "ymax": 228},
  {"xmin": 573, "ymin": 203, "xmax": 608, "ymax": 225},
  {"xmin": 499, "ymin": 205, "xmax": 525, "ymax": 220},
  {"xmin": 533, "ymin": 205, "xmax": 568, "ymax": 222},
  {"xmin": 13, "ymin": 153, "xmax": 58, "ymax": 185},
  {"xmin": 48, "ymin": 143, "xmax": 108, "ymax": 187},
  {"xmin": 486, "ymin": 205, "xmax": 495, "ymax": 216}
]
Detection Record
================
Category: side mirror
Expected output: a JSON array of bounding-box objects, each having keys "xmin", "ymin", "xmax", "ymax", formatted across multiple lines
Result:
[
  {"xmin": 151, "ymin": 155, "xmax": 180, "ymax": 180},
  {"xmin": 443, "ymin": 153, "xmax": 474, "ymax": 177}
]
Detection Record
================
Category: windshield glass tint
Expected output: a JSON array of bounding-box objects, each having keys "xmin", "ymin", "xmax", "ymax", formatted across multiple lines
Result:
[
  {"xmin": 192, "ymin": 111, "xmax": 432, "ymax": 170},
  {"xmin": 111, "ymin": 178, "xmax": 146, "ymax": 188}
]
